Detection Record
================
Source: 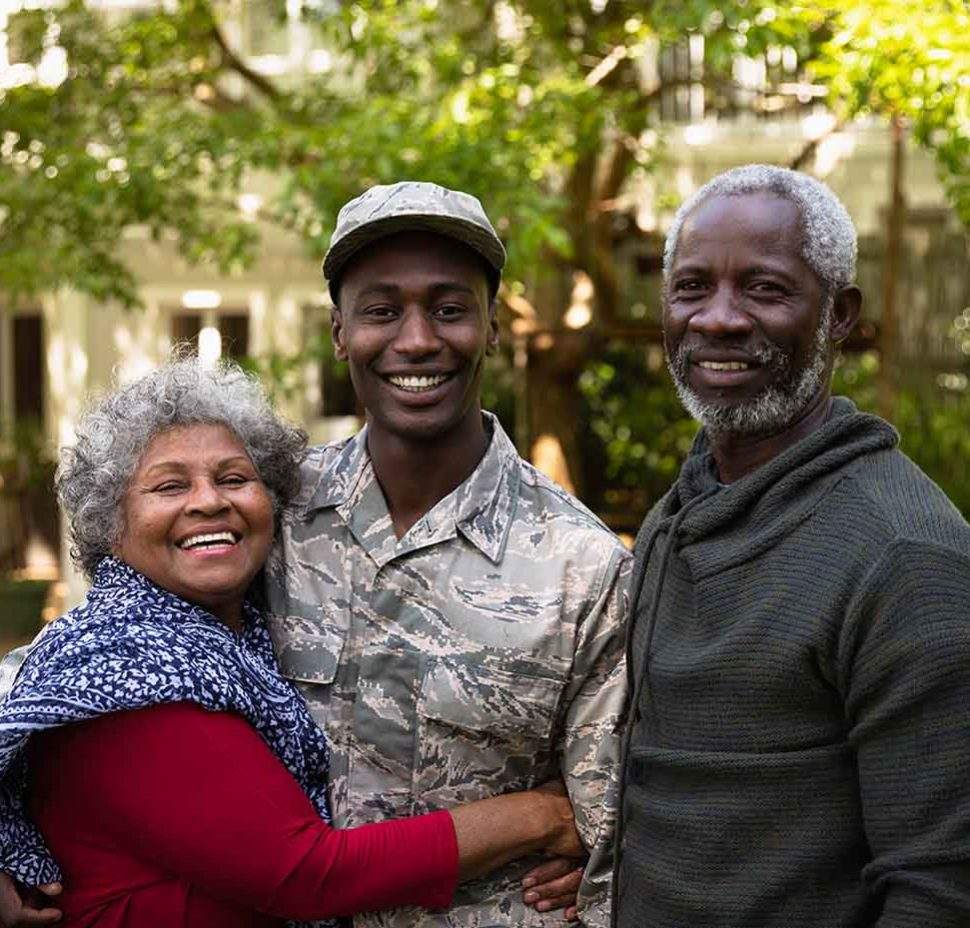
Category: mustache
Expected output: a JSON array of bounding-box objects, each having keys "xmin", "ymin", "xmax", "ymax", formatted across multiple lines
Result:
[{"xmin": 671, "ymin": 341, "xmax": 791, "ymax": 379}]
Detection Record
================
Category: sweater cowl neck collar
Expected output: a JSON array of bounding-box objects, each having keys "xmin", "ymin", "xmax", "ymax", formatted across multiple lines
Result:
[{"xmin": 666, "ymin": 397, "xmax": 898, "ymax": 549}]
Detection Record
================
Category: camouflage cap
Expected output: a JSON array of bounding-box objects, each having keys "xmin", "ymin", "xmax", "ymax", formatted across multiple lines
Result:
[{"xmin": 322, "ymin": 181, "xmax": 506, "ymax": 296}]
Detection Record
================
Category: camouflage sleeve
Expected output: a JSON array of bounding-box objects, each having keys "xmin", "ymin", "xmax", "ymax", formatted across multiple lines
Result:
[{"xmin": 560, "ymin": 550, "xmax": 632, "ymax": 928}]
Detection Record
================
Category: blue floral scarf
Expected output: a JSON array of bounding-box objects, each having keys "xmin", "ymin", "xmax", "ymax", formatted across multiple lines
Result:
[{"xmin": 0, "ymin": 557, "xmax": 334, "ymax": 927}]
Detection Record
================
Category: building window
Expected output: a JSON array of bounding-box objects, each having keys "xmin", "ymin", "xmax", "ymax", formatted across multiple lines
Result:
[
  {"xmin": 170, "ymin": 310, "xmax": 249, "ymax": 360},
  {"xmin": 171, "ymin": 313, "xmax": 202, "ymax": 353},
  {"xmin": 218, "ymin": 313, "xmax": 250, "ymax": 361},
  {"xmin": 13, "ymin": 314, "xmax": 43, "ymax": 424}
]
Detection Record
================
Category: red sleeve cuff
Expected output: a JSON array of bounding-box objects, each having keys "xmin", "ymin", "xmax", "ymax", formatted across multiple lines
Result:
[
  {"xmin": 414, "ymin": 810, "xmax": 459, "ymax": 910},
  {"xmin": 327, "ymin": 809, "xmax": 459, "ymax": 915}
]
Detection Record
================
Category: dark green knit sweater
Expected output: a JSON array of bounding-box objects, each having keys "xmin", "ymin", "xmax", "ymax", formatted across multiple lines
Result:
[{"xmin": 616, "ymin": 398, "xmax": 970, "ymax": 928}]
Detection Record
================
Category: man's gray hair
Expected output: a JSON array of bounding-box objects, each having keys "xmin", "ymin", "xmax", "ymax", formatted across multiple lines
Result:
[
  {"xmin": 662, "ymin": 164, "xmax": 857, "ymax": 292},
  {"xmin": 57, "ymin": 359, "xmax": 307, "ymax": 578}
]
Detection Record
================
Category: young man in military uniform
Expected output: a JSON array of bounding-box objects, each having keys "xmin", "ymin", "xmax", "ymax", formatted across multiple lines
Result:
[{"xmin": 266, "ymin": 182, "xmax": 630, "ymax": 928}]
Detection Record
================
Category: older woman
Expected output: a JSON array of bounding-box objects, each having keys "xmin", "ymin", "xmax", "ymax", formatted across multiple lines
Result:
[{"xmin": 0, "ymin": 360, "xmax": 580, "ymax": 927}]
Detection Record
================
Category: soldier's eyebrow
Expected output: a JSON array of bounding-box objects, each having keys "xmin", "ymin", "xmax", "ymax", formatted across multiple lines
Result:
[
  {"xmin": 352, "ymin": 283, "xmax": 400, "ymax": 302},
  {"xmin": 427, "ymin": 282, "xmax": 477, "ymax": 298},
  {"xmin": 352, "ymin": 281, "xmax": 479, "ymax": 302}
]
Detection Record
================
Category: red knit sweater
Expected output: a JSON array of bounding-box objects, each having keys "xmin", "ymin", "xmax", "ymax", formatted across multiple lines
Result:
[{"xmin": 28, "ymin": 702, "xmax": 458, "ymax": 927}]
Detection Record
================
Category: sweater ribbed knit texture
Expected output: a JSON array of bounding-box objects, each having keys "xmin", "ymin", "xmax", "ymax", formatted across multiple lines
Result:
[{"xmin": 617, "ymin": 398, "xmax": 970, "ymax": 928}]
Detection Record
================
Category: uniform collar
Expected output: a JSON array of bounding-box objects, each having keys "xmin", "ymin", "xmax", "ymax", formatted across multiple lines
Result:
[
  {"xmin": 301, "ymin": 412, "xmax": 520, "ymax": 564},
  {"xmin": 303, "ymin": 426, "xmax": 372, "ymax": 513}
]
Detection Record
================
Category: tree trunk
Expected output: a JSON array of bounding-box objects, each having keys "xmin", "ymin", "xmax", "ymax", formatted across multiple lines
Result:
[
  {"xmin": 521, "ymin": 117, "xmax": 641, "ymax": 499},
  {"xmin": 879, "ymin": 115, "xmax": 905, "ymax": 421},
  {"xmin": 525, "ymin": 331, "xmax": 592, "ymax": 497}
]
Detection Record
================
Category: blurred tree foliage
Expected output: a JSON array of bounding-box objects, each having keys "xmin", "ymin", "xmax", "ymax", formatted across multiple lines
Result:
[
  {"xmin": 833, "ymin": 353, "xmax": 970, "ymax": 517},
  {"xmin": 809, "ymin": 0, "xmax": 970, "ymax": 223},
  {"xmin": 0, "ymin": 0, "xmax": 966, "ymax": 492},
  {"xmin": 578, "ymin": 342, "xmax": 695, "ymax": 520},
  {"xmin": 1, "ymin": 0, "xmax": 965, "ymax": 305}
]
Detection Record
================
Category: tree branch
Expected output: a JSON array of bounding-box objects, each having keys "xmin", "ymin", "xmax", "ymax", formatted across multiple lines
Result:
[
  {"xmin": 586, "ymin": 45, "xmax": 628, "ymax": 87},
  {"xmin": 564, "ymin": 149, "xmax": 597, "ymax": 265},
  {"xmin": 586, "ymin": 135, "xmax": 637, "ymax": 328},
  {"xmin": 209, "ymin": 22, "xmax": 284, "ymax": 103},
  {"xmin": 788, "ymin": 117, "xmax": 848, "ymax": 170}
]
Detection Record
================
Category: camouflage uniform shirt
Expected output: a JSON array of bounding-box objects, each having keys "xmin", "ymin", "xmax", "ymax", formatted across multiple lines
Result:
[{"xmin": 266, "ymin": 414, "xmax": 631, "ymax": 928}]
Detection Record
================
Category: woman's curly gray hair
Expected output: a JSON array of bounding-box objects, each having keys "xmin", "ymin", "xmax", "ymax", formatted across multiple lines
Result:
[{"xmin": 57, "ymin": 359, "xmax": 308, "ymax": 578}]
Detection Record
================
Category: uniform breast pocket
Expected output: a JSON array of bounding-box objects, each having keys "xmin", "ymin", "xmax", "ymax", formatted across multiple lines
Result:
[
  {"xmin": 413, "ymin": 656, "xmax": 565, "ymax": 806},
  {"xmin": 268, "ymin": 616, "xmax": 346, "ymax": 686}
]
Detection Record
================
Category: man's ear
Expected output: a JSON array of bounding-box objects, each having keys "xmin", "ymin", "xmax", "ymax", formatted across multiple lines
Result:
[
  {"xmin": 331, "ymin": 307, "xmax": 348, "ymax": 361},
  {"xmin": 830, "ymin": 285, "xmax": 862, "ymax": 344},
  {"xmin": 486, "ymin": 301, "xmax": 500, "ymax": 356}
]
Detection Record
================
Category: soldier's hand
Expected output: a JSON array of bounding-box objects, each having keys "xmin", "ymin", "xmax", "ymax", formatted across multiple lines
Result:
[
  {"xmin": 522, "ymin": 858, "xmax": 583, "ymax": 921},
  {"xmin": 0, "ymin": 876, "xmax": 62, "ymax": 927}
]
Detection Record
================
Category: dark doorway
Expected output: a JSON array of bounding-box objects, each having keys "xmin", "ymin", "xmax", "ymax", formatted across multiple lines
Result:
[
  {"xmin": 171, "ymin": 313, "xmax": 202, "ymax": 354},
  {"xmin": 13, "ymin": 314, "xmax": 43, "ymax": 422},
  {"xmin": 219, "ymin": 313, "xmax": 250, "ymax": 361}
]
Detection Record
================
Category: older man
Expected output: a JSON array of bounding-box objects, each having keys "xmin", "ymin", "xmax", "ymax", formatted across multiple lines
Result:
[
  {"xmin": 614, "ymin": 165, "xmax": 970, "ymax": 927},
  {"xmin": 0, "ymin": 182, "xmax": 630, "ymax": 928}
]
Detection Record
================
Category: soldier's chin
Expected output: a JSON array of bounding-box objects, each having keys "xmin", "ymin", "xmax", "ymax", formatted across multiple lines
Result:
[{"xmin": 385, "ymin": 408, "xmax": 460, "ymax": 443}]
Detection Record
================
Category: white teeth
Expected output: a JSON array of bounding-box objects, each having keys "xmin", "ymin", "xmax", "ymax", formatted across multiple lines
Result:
[
  {"xmin": 698, "ymin": 361, "xmax": 751, "ymax": 371},
  {"xmin": 178, "ymin": 531, "xmax": 237, "ymax": 550},
  {"xmin": 388, "ymin": 374, "xmax": 449, "ymax": 392}
]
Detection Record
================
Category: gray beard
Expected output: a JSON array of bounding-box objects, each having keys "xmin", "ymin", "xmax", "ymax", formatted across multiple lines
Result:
[{"xmin": 667, "ymin": 299, "xmax": 832, "ymax": 438}]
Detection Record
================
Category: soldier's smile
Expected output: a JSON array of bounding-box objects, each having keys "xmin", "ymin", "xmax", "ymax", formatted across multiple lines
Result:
[{"xmin": 382, "ymin": 371, "xmax": 456, "ymax": 396}]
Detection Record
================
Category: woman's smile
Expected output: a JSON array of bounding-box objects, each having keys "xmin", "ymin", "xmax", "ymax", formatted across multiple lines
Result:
[{"xmin": 114, "ymin": 422, "xmax": 275, "ymax": 627}]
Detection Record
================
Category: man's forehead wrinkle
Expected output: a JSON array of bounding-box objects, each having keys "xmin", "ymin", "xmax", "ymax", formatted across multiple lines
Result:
[
  {"xmin": 675, "ymin": 194, "xmax": 792, "ymax": 248},
  {"xmin": 689, "ymin": 192, "xmax": 799, "ymax": 233},
  {"xmin": 674, "ymin": 246, "xmax": 803, "ymax": 270},
  {"xmin": 669, "ymin": 260, "xmax": 711, "ymax": 275},
  {"xmin": 425, "ymin": 279, "xmax": 479, "ymax": 294}
]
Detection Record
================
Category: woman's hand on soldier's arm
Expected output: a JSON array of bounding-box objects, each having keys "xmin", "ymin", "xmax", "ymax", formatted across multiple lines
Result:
[{"xmin": 519, "ymin": 780, "xmax": 585, "ymax": 920}]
